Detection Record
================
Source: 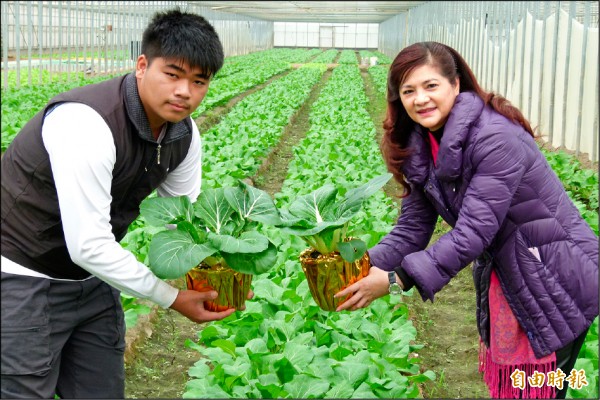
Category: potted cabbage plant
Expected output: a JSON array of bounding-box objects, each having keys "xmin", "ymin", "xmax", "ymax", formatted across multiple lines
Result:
[
  {"xmin": 276, "ymin": 173, "xmax": 392, "ymax": 311},
  {"xmin": 139, "ymin": 180, "xmax": 281, "ymax": 311}
]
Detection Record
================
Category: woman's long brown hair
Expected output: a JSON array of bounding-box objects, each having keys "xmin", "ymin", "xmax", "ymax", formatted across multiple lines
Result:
[{"xmin": 382, "ymin": 41, "xmax": 535, "ymax": 196}]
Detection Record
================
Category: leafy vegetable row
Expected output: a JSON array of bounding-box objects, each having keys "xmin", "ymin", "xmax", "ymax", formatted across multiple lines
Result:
[
  {"xmin": 311, "ymin": 49, "xmax": 340, "ymax": 63},
  {"xmin": 368, "ymin": 65, "xmax": 389, "ymax": 97},
  {"xmin": 542, "ymin": 149, "xmax": 598, "ymax": 235},
  {"xmin": 190, "ymin": 60, "xmax": 290, "ymax": 118},
  {"xmin": 190, "ymin": 47, "xmax": 327, "ymax": 118},
  {"xmin": 1, "ymin": 74, "xmax": 117, "ymax": 151},
  {"xmin": 359, "ymin": 50, "xmax": 392, "ymax": 65},
  {"xmin": 337, "ymin": 50, "xmax": 360, "ymax": 65},
  {"xmin": 201, "ymin": 65, "xmax": 327, "ymax": 189}
]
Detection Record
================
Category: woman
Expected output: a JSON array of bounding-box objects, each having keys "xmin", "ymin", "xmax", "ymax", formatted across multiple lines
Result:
[{"xmin": 335, "ymin": 41, "xmax": 598, "ymax": 399}]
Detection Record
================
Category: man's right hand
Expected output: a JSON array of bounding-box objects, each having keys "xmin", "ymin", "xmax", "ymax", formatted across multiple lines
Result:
[{"xmin": 169, "ymin": 289, "xmax": 236, "ymax": 323}]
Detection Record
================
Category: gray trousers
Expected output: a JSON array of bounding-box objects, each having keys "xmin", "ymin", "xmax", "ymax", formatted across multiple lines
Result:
[{"xmin": 1, "ymin": 272, "xmax": 125, "ymax": 399}]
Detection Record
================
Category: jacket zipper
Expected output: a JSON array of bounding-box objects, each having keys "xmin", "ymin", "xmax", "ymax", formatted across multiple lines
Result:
[
  {"xmin": 425, "ymin": 174, "xmax": 458, "ymax": 225},
  {"xmin": 119, "ymin": 126, "xmax": 167, "ymax": 203}
]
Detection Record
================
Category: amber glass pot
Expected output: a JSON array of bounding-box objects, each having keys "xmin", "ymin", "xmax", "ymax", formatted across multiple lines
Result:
[
  {"xmin": 299, "ymin": 248, "xmax": 370, "ymax": 311},
  {"xmin": 185, "ymin": 263, "xmax": 252, "ymax": 312}
]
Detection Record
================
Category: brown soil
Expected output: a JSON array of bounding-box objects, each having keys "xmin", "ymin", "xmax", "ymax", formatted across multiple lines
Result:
[{"xmin": 536, "ymin": 139, "xmax": 598, "ymax": 171}]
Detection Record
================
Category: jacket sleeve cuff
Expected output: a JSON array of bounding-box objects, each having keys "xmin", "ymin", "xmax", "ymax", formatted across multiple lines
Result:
[
  {"xmin": 394, "ymin": 266, "xmax": 415, "ymax": 292},
  {"xmin": 151, "ymin": 280, "xmax": 180, "ymax": 309},
  {"xmin": 367, "ymin": 246, "xmax": 399, "ymax": 272}
]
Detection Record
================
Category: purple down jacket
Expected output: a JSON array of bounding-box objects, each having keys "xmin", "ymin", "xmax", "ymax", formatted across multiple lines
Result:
[{"xmin": 369, "ymin": 91, "xmax": 598, "ymax": 358}]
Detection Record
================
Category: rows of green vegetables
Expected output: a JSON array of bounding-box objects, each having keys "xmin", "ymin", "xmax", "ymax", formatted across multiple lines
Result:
[
  {"xmin": 368, "ymin": 65, "xmax": 389, "ymax": 96},
  {"xmin": 1, "ymin": 47, "xmax": 332, "ymax": 151},
  {"xmin": 1, "ymin": 74, "xmax": 119, "ymax": 151},
  {"xmin": 311, "ymin": 49, "xmax": 340, "ymax": 63},
  {"xmin": 359, "ymin": 50, "xmax": 393, "ymax": 65},
  {"xmin": 200, "ymin": 64, "xmax": 327, "ymax": 188},
  {"xmin": 182, "ymin": 64, "xmax": 432, "ymax": 398},
  {"xmin": 2, "ymin": 66, "xmax": 95, "ymax": 88},
  {"xmin": 190, "ymin": 60, "xmax": 290, "ymax": 118},
  {"xmin": 191, "ymin": 47, "xmax": 325, "ymax": 118},
  {"xmin": 337, "ymin": 49, "xmax": 360, "ymax": 64}
]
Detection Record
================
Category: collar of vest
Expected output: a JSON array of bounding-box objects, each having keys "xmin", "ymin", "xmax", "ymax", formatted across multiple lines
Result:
[{"xmin": 123, "ymin": 73, "xmax": 193, "ymax": 144}]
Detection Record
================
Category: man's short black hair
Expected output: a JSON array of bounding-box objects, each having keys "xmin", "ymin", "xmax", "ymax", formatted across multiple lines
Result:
[{"xmin": 141, "ymin": 8, "xmax": 224, "ymax": 78}]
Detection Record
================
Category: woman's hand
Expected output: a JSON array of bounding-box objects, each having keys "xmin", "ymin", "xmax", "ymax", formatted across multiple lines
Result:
[{"xmin": 334, "ymin": 266, "xmax": 390, "ymax": 311}]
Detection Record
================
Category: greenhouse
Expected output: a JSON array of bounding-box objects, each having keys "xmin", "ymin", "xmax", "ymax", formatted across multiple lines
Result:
[{"xmin": 1, "ymin": 1, "xmax": 598, "ymax": 399}]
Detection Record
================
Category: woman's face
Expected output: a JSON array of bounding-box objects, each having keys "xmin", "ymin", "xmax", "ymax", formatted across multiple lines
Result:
[{"xmin": 398, "ymin": 64, "xmax": 459, "ymax": 132}]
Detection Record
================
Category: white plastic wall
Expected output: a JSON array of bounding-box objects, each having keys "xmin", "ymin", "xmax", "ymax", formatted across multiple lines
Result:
[{"xmin": 274, "ymin": 22, "xmax": 378, "ymax": 48}]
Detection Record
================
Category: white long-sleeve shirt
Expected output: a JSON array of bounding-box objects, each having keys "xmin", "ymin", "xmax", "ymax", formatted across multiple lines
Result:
[{"xmin": 1, "ymin": 102, "xmax": 202, "ymax": 308}]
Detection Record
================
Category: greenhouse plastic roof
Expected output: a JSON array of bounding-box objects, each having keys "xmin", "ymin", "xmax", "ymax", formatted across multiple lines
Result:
[{"xmin": 193, "ymin": 1, "xmax": 428, "ymax": 23}]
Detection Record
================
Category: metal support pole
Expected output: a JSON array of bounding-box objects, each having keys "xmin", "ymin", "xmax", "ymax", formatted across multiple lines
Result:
[
  {"xmin": 560, "ymin": 1, "xmax": 576, "ymax": 148},
  {"xmin": 574, "ymin": 1, "xmax": 591, "ymax": 157},
  {"xmin": 38, "ymin": 1, "xmax": 44, "ymax": 85},
  {"xmin": 548, "ymin": 1, "xmax": 560, "ymax": 143},
  {"xmin": 2, "ymin": 1, "xmax": 8, "ymax": 89},
  {"xmin": 518, "ymin": 2, "xmax": 529, "ymax": 111},
  {"xmin": 15, "ymin": 1, "xmax": 21, "ymax": 88},
  {"xmin": 27, "ymin": 1, "xmax": 33, "ymax": 86},
  {"xmin": 537, "ymin": 2, "xmax": 550, "ymax": 136},
  {"xmin": 526, "ymin": 1, "xmax": 540, "ymax": 122}
]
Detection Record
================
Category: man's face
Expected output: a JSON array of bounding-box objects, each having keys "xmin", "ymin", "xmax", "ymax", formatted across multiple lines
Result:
[{"xmin": 135, "ymin": 55, "xmax": 210, "ymax": 133}]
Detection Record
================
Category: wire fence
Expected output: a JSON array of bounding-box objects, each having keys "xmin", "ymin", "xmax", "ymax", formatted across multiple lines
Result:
[{"xmin": 380, "ymin": 1, "xmax": 599, "ymax": 162}]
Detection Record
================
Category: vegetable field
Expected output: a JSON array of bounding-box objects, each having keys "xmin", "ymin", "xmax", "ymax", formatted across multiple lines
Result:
[{"xmin": 2, "ymin": 47, "xmax": 597, "ymax": 399}]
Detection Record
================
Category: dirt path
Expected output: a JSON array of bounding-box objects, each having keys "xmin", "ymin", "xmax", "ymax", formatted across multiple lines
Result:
[
  {"xmin": 124, "ymin": 279, "xmax": 205, "ymax": 398},
  {"xmin": 253, "ymin": 68, "xmax": 333, "ymax": 195},
  {"xmin": 405, "ymin": 266, "xmax": 489, "ymax": 398}
]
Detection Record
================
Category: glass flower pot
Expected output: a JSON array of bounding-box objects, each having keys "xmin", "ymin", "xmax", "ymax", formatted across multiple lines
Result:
[
  {"xmin": 185, "ymin": 262, "xmax": 252, "ymax": 312},
  {"xmin": 299, "ymin": 248, "xmax": 370, "ymax": 311}
]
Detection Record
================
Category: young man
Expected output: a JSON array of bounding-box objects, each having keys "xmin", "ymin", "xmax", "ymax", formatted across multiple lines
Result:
[{"xmin": 1, "ymin": 9, "xmax": 236, "ymax": 398}]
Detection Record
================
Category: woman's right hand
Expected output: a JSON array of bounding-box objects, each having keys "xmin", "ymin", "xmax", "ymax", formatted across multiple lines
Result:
[{"xmin": 334, "ymin": 266, "xmax": 391, "ymax": 311}]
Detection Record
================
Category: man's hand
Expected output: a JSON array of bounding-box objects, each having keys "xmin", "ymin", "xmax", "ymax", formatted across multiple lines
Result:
[
  {"xmin": 169, "ymin": 289, "xmax": 237, "ymax": 323},
  {"xmin": 334, "ymin": 266, "xmax": 390, "ymax": 311}
]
